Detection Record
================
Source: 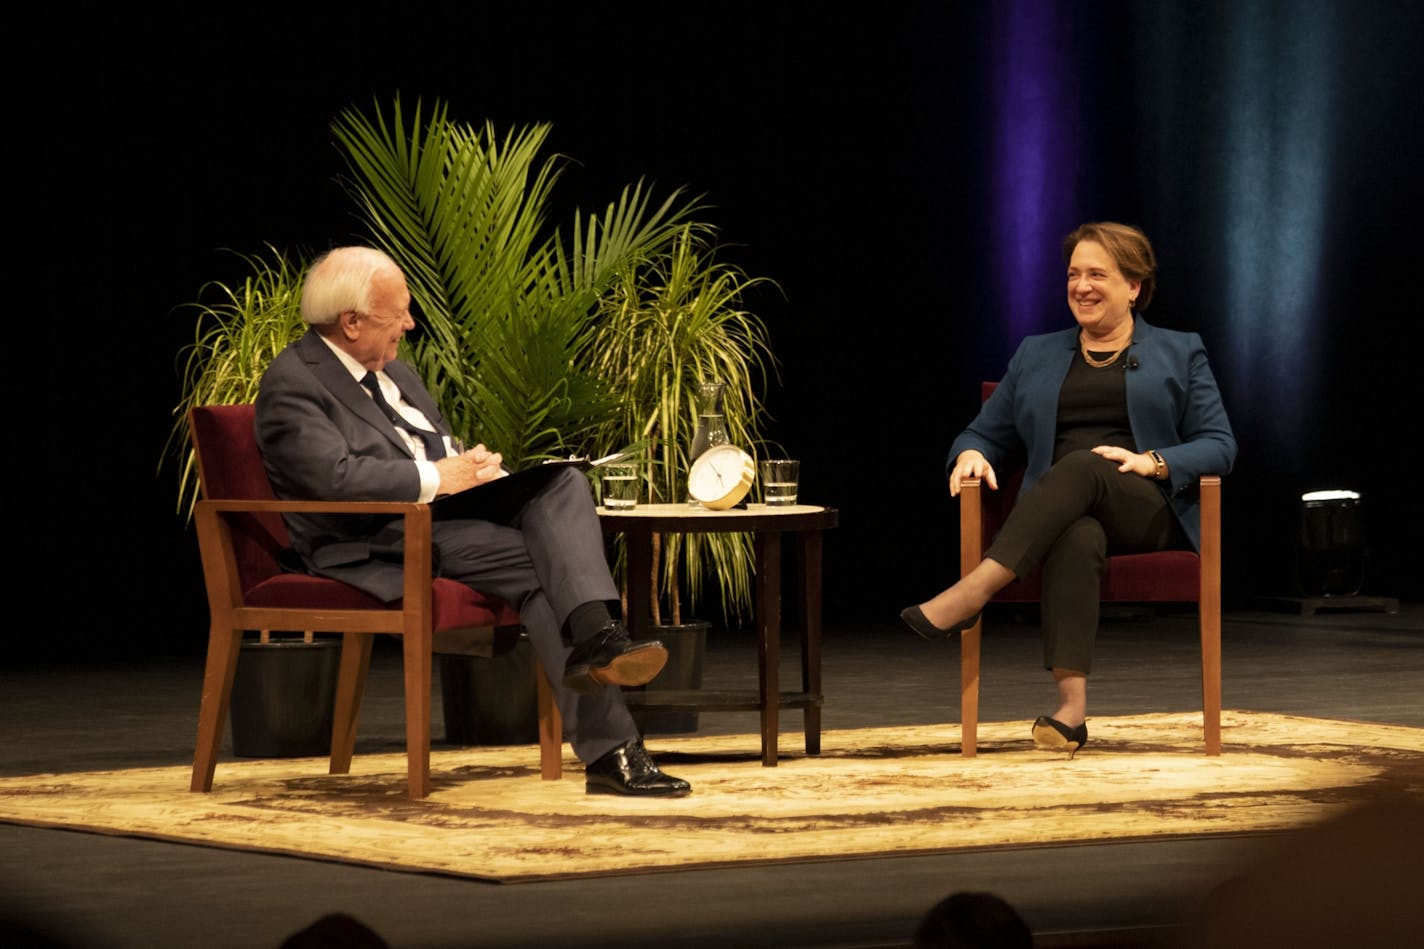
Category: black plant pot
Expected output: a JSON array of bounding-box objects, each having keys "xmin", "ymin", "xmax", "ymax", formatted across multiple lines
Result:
[
  {"xmin": 438, "ymin": 627, "xmax": 539, "ymax": 746},
  {"xmin": 229, "ymin": 639, "xmax": 340, "ymax": 758},
  {"xmin": 629, "ymin": 620, "xmax": 708, "ymax": 735}
]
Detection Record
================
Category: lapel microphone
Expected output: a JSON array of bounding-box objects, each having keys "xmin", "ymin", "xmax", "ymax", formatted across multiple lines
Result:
[{"xmin": 1123, "ymin": 352, "xmax": 1140, "ymax": 371}]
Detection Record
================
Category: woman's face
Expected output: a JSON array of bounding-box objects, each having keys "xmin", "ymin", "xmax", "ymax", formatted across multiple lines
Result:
[{"xmin": 1066, "ymin": 240, "xmax": 1140, "ymax": 335}]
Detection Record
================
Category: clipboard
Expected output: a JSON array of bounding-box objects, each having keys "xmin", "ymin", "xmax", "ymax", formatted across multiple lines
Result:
[{"xmin": 431, "ymin": 453, "xmax": 627, "ymax": 524}]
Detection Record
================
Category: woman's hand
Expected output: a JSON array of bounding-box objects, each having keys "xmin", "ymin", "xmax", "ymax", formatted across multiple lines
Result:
[
  {"xmin": 1091, "ymin": 445, "xmax": 1157, "ymax": 479},
  {"xmin": 950, "ymin": 450, "xmax": 998, "ymax": 496}
]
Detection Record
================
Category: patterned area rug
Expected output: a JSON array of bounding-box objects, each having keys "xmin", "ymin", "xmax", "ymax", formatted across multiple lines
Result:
[{"xmin": 2, "ymin": 711, "xmax": 1420, "ymax": 883}]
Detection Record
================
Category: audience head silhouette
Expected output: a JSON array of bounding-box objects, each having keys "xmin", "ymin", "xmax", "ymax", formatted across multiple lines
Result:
[
  {"xmin": 913, "ymin": 890, "xmax": 1033, "ymax": 949},
  {"xmin": 280, "ymin": 912, "xmax": 389, "ymax": 948}
]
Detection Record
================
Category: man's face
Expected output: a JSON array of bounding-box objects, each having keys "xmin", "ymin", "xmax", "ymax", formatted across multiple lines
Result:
[{"xmin": 343, "ymin": 268, "xmax": 415, "ymax": 371}]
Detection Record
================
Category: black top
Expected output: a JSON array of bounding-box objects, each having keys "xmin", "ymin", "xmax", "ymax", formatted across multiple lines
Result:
[{"xmin": 1054, "ymin": 352, "xmax": 1136, "ymax": 462}]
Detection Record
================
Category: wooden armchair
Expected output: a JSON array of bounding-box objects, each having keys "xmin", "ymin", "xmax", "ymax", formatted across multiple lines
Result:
[
  {"xmin": 956, "ymin": 383, "xmax": 1223, "ymax": 756},
  {"xmin": 187, "ymin": 403, "xmax": 564, "ymax": 799}
]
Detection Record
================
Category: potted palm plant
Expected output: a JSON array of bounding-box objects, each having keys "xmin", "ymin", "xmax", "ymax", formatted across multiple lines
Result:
[
  {"xmin": 169, "ymin": 94, "xmax": 782, "ymax": 743},
  {"xmin": 165, "ymin": 244, "xmax": 309, "ymax": 517},
  {"xmin": 585, "ymin": 226, "xmax": 779, "ymax": 623},
  {"xmin": 331, "ymin": 95, "xmax": 778, "ymax": 621},
  {"xmin": 328, "ymin": 95, "xmax": 705, "ymax": 466},
  {"xmin": 582, "ymin": 229, "xmax": 779, "ymax": 732},
  {"xmin": 330, "ymin": 96, "xmax": 782, "ymax": 733}
]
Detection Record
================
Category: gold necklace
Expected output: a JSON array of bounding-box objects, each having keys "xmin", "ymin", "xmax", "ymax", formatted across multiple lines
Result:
[{"xmin": 1080, "ymin": 334, "xmax": 1130, "ymax": 368}]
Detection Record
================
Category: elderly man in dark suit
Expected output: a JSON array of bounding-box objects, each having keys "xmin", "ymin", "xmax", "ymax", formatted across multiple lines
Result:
[{"xmin": 254, "ymin": 245, "xmax": 689, "ymax": 797}]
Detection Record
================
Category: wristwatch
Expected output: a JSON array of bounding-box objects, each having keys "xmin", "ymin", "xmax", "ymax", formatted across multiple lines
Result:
[
  {"xmin": 1149, "ymin": 450, "xmax": 1168, "ymax": 481},
  {"xmin": 687, "ymin": 444, "xmax": 757, "ymax": 510}
]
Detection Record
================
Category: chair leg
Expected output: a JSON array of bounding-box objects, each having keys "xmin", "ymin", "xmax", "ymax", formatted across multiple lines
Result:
[
  {"xmin": 1200, "ymin": 474, "xmax": 1223, "ymax": 755},
  {"xmin": 1201, "ymin": 607, "xmax": 1222, "ymax": 755},
  {"xmin": 329, "ymin": 634, "xmax": 373, "ymax": 776},
  {"xmin": 536, "ymin": 662, "xmax": 563, "ymax": 780},
  {"xmin": 402, "ymin": 631, "xmax": 432, "ymax": 799},
  {"xmin": 798, "ymin": 529, "xmax": 824, "ymax": 756},
  {"xmin": 191, "ymin": 625, "xmax": 242, "ymax": 792},
  {"xmin": 960, "ymin": 623, "xmax": 981, "ymax": 757},
  {"xmin": 959, "ymin": 478, "xmax": 985, "ymax": 757}
]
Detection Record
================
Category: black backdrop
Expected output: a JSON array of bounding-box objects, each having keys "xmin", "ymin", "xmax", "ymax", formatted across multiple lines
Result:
[{"xmin": 30, "ymin": 3, "xmax": 1422, "ymax": 660}]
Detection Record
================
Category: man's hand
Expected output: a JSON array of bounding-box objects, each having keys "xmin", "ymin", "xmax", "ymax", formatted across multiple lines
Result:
[
  {"xmin": 435, "ymin": 444, "xmax": 507, "ymax": 495},
  {"xmin": 950, "ymin": 449, "xmax": 998, "ymax": 496}
]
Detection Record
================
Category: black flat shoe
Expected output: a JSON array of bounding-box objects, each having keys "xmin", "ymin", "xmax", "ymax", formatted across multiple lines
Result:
[
  {"xmin": 1032, "ymin": 715, "xmax": 1088, "ymax": 758},
  {"xmin": 585, "ymin": 739, "xmax": 692, "ymax": 797},
  {"xmin": 899, "ymin": 604, "xmax": 982, "ymax": 641},
  {"xmin": 563, "ymin": 622, "xmax": 668, "ymax": 694}
]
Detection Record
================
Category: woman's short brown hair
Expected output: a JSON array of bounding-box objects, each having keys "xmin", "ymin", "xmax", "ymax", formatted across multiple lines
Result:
[{"xmin": 1062, "ymin": 222, "xmax": 1157, "ymax": 311}]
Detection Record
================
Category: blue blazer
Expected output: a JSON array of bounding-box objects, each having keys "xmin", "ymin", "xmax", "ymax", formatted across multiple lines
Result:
[{"xmin": 948, "ymin": 316, "xmax": 1237, "ymax": 552}]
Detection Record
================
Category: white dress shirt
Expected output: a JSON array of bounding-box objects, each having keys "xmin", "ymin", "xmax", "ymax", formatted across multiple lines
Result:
[{"xmin": 317, "ymin": 335, "xmax": 444, "ymax": 502}]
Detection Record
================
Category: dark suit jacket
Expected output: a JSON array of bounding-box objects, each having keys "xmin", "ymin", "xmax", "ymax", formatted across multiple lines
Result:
[
  {"xmin": 255, "ymin": 330, "xmax": 454, "ymax": 598},
  {"xmin": 948, "ymin": 316, "xmax": 1237, "ymax": 552}
]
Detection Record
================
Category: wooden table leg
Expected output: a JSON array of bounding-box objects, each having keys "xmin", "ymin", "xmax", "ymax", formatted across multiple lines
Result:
[
  {"xmin": 600, "ymin": 509, "xmax": 835, "ymax": 767},
  {"xmin": 755, "ymin": 531, "xmax": 781, "ymax": 766},
  {"xmin": 797, "ymin": 529, "xmax": 823, "ymax": 756},
  {"xmin": 624, "ymin": 525, "xmax": 654, "ymax": 640}
]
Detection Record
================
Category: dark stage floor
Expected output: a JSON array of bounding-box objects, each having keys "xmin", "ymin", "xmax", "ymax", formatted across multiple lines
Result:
[{"xmin": 2, "ymin": 602, "xmax": 1420, "ymax": 949}]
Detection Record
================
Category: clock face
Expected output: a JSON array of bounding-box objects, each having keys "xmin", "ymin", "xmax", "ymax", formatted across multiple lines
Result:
[{"xmin": 688, "ymin": 444, "xmax": 756, "ymax": 509}]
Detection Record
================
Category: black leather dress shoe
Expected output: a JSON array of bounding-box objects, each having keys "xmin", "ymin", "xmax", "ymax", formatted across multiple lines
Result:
[
  {"xmin": 1032, "ymin": 715, "xmax": 1089, "ymax": 758},
  {"xmin": 563, "ymin": 621, "xmax": 668, "ymax": 693},
  {"xmin": 900, "ymin": 604, "xmax": 982, "ymax": 641},
  {"xmin": 585, "ymin": 739, "xmax": 692, "ymax": 797}
]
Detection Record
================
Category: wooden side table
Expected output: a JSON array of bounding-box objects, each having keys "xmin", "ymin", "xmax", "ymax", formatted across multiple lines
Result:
[{"xmin": 597, "ymin": 503, "xmax": 839, "ymax": 766}]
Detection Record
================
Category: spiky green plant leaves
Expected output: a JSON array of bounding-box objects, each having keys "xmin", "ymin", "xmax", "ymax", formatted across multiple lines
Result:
[
  {"xmin": 330, "ymin": 96, "xmax": 703, "ymax": 467},
  {"xmin": 164, "ymin": 245, "xmax": 308, "ymax": 517}
]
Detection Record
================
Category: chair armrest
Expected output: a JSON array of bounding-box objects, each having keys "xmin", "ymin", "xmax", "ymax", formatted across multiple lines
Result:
[
  {"xmin": 957, "ymin": 477, "xmax": 985, "ymax": 580},
  {"xmin": 1198, "ymin": 473, "xmax": 1222, "ymax": 588},
  {"xmin": 198, "ymin": 498, "xmax": 428, "ymax": 516},
  {"xmin": 1198, "ymin": 475, "xmax": 1223, "ymax": 558},
  {"xmin": 194, "ymin": 498, "xmax": 434, "ymax": 616}
]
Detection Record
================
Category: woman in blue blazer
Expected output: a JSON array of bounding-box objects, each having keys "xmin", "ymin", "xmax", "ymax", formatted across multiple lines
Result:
[{"xmin": 901, "ymin": 222, "xmax": 1237, "ymax": 755}]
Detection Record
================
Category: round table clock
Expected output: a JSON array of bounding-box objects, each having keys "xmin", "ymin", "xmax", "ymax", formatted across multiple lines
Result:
[{"xmin": 687, "ymin": 444, "xmax": 757, "ymax": 510}]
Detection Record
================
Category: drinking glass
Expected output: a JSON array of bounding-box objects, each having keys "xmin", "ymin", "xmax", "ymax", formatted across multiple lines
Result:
[
  {"xmin": 759, "ymin": 460, "xmax": 800, "ymax": 506},
  {"xmin": 600, "ymin": 463, "xmax": 640, "ymax": 509}
]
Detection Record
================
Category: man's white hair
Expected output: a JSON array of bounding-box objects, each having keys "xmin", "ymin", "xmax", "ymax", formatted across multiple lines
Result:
[{"xmin": 300, "ymin": 246, "xmax": 401, "ymax": 326}]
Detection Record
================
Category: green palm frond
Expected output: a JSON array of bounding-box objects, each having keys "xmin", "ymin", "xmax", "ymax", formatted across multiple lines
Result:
[
  {"xmin": 330, "ymin": 94, "xmax": 705, "ymax": 467},
  {"xmin": 166, "ymin": 95, "xmax": 781, "ymax": 628},
  {"xmin": 586, "ymin": 227, "xmax": 783, "ymax": 622},
  {"xmin": 162, "ymin": 245, "xmax": 308, "ymax": 519}
]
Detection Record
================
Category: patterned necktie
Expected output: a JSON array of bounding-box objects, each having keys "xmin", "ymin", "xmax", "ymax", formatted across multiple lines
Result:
[{"xmin": 360, "ymin": 371, "xmax": 447, "ymax": 460}]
